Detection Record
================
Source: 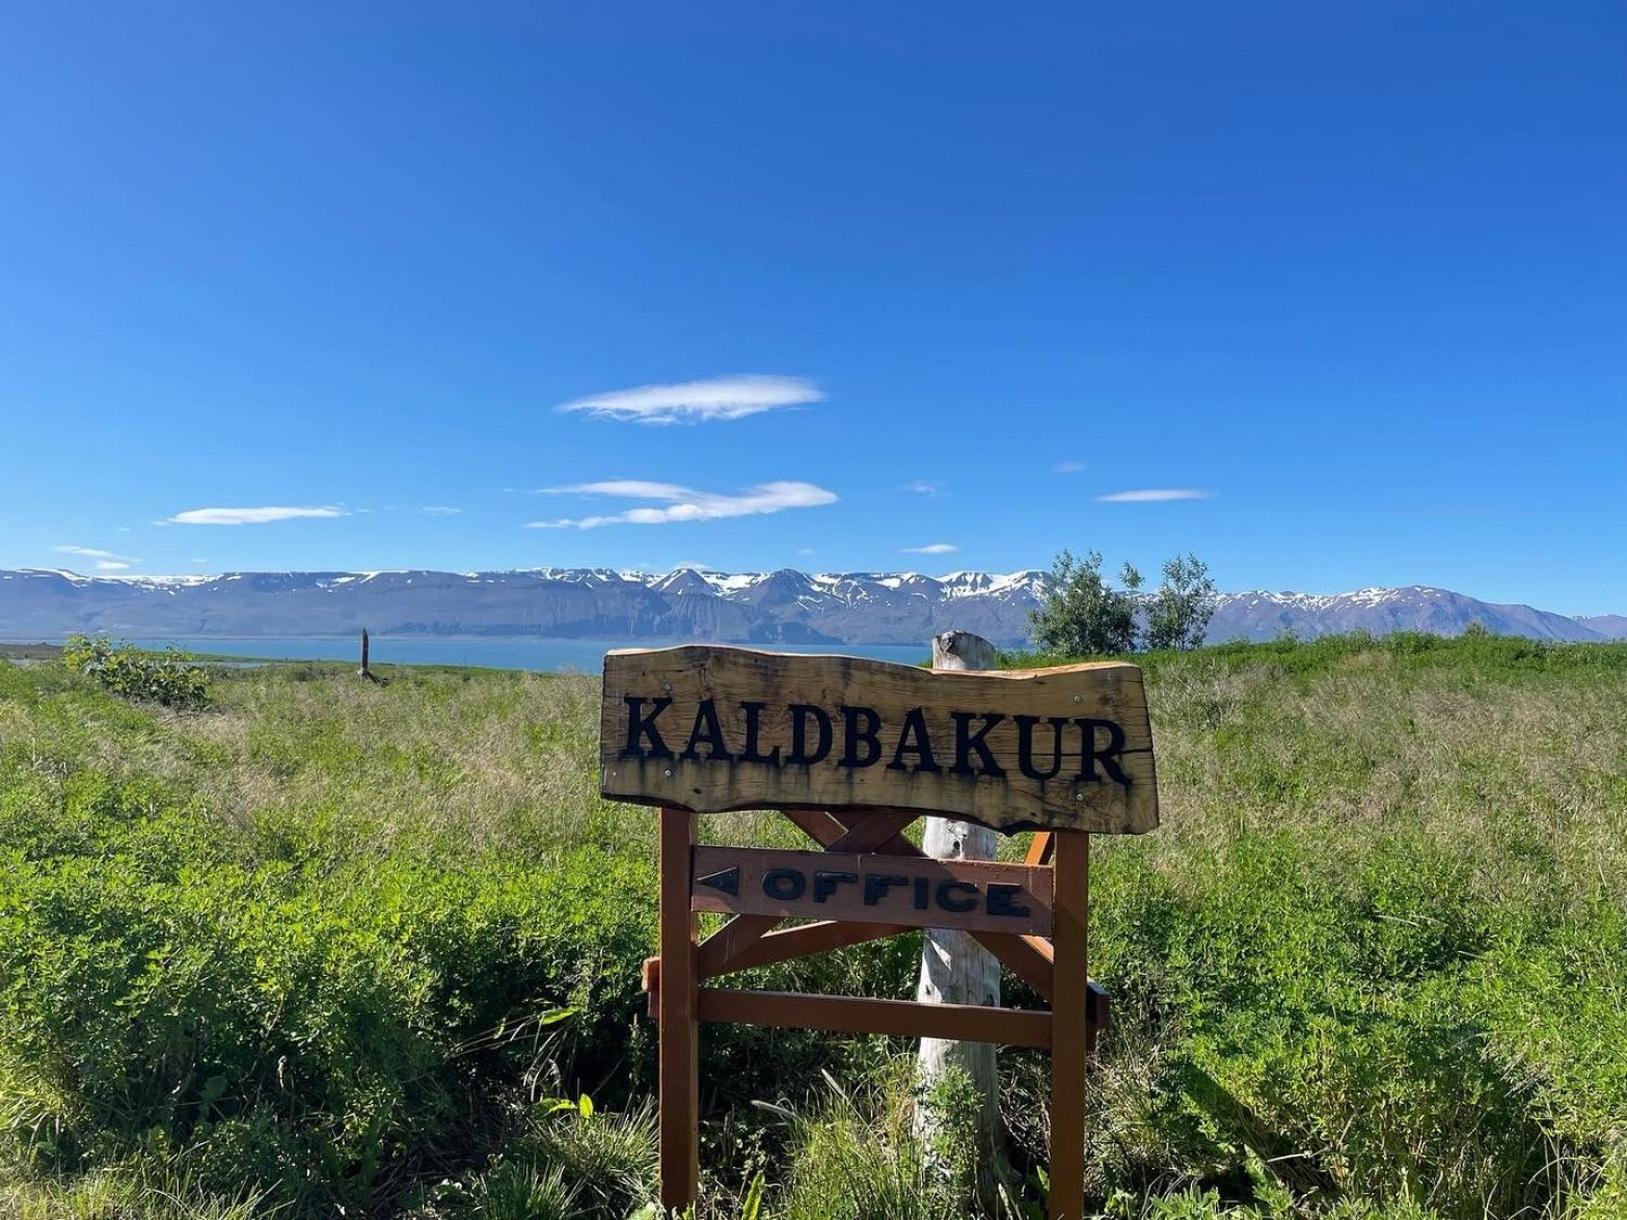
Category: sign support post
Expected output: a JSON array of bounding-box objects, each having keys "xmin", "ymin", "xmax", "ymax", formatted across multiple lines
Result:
[
  {"xmin": 657, "ymin": 806, "xmax": 699, "ymax": 1208},
  {"xmin": 1048, "ymin": 829, "xmax": 1090, "ymax": 1220}
]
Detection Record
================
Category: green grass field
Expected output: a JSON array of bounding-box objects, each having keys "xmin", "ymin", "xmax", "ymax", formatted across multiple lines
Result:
[{"xmin": 1, "ymin": 633, "xmax": 1624, "ymax": 1218}]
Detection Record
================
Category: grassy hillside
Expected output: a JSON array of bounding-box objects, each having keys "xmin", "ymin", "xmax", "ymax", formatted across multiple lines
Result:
[{"xmin": 0, "ymin": 634, "xmax": 1623, "ymax": 1218}]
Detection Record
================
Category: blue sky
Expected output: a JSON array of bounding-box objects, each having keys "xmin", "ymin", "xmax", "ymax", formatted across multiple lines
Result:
[{"xmin": 2, "ymin": 2, "xmax": 1623, "ymax": 613}]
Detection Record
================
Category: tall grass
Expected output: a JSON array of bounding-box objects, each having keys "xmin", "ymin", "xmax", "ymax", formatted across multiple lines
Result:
[{"xmin": 0, "ymin": 635, "xmax": 1623, "ymax": 1217}]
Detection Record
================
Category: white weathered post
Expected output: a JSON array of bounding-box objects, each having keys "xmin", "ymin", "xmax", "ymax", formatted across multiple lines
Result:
[{"xmin": 916, "ymin": 628, "xmax": 1003, "ymax": 1181}]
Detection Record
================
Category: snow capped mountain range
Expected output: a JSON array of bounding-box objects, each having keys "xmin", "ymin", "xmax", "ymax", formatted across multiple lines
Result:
[
  {"xmin": 0, "ymin": 567, "xmax": 1620, "ymax": 645},
  {"xmin": 1209, "ymin": 585, "xmax": 1610, "ymax": 643}
]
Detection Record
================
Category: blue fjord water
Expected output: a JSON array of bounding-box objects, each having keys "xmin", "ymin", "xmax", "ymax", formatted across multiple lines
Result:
[{"xmin": 119, "ymin": 637, "xmax": 930, "ymax": 672}]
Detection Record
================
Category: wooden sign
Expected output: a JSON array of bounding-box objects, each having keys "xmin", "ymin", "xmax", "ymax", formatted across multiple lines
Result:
[
  {"xmin": 600, "ymin": 645, "xmax": 1158, "ymax": 834},
  {"xmin": 600, "ymin": 644, "xmax": 1161, "ymax": 1220},
  {"xmin": 691, "ymin": 845, "xmax": 1053, "ymax": 935}
]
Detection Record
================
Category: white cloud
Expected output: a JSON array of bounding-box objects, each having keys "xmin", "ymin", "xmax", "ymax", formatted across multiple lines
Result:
[
  {"xmin": 557, "ymin": 375, "xmax": 822, "ymax": 425},
  {"xmin": 54, "ymin": 545, "xmax": 138, "ymax": 562},
  {"xmin": 190, "ymin": 558, "xmax": 208, "ymax": 565},
  {"xmin": 903, "ymin": 479, "xmax": 943, "ymax": 497},
  {"xmin": 162, "ymin": 506, "xmax": 348, "ymax": 526},
  {"xmin": 527, "ymin": 479, "xmax": 837, "ymax": 529},
  {"xmin": 56, "ymin": 545, "xmax": 139, "ymax": 572},
  {"xmin": 796, "ymin": 546, "xmax": 815, "ymax": 556},
  {"xmin": 1095, "ymin": 489, "xmax": 1211, "ymax": 503},
  {"xmin": 1053, "ymin": 460, "xmax": 1085, "ymax": 474},
  {"xmin": 420, "ymin": 506, "xmax": 462, "ymax": 516},
  {"xmin": 902, "ymin": 542, "xmax": 959, "ymax": 555}
]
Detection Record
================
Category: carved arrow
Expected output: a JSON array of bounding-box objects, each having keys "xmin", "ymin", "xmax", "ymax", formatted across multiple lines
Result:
[{"xmin": 695, "ymin": 866, "xmax": 740, "ymax": 897}]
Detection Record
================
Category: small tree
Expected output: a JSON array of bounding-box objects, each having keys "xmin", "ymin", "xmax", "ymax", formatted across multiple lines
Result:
[
  {"xmin": 1030, "ymin": 549, "xmax": 1142, "ymax": 655},
  {"xmin": 1144, "ymin": 553, "xmax": 1217, "ymax": 650}
]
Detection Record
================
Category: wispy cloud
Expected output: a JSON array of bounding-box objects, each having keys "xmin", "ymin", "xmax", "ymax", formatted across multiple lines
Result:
[
  {"xmin": 161, "ymin": 506, "xmax": 348, "ymax": 526},
  {"xmin": 1053, "ymin": 460, "xmax": 1085, "ymax": 474},
  {"xmin": 557, "ymin": 375, "xmax": 822, "ymax": 425},
  {"xmin": 55, "ymin": 545, "xmax": 139, "ymax": 572},
  {"xmin": 55, "ymin": 545, "xmax": 137, "ymax": 562},
  {"xmin": 420, "ymin": 505, "xmax": 462, "ymax": 516},
  {"xmin": 903, "ymin": 479, "xmax": 943, "ymax": 497},
  {"xmin": 527, "ymin": 479, "xmax": 837, "ymax": 529},
  {"xmin": 1094, "ymin": 488, "xmax": 1210, "ymax": 503},
  {"xmin": 902, "ymin": 542, "xmax": 959, "ymax": 555}
]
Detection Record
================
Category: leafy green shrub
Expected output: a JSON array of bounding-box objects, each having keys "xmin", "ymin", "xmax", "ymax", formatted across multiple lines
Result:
[
  {"xmin": 0, "ymin": 771, "xmax": 655, "ymax": 1215},
  {"xmin": 61, "ymin": 634, "xmax": 210, "ymax": 709},
  {"xmin": 1089, "ymin": 831, "xmax": 1554, "ymax": 1217}
]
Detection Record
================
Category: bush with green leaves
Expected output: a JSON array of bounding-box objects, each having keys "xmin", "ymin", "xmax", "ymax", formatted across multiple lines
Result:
[
  {"xmin": 0, "ymin": 769, "xmax": 655, "ymax": 1214},
  {"xmin": 61, "ymin": 633, "xmax": 210, "ymax": 709},
  {"xmin": 1029, "ymin": 549, "xmax": 1143, "ymax": 656},
  {"xmin": 1031, "ymin": 550, "xmax": 1219, "ymax": 655},
  {"xmin": 1144, "ymin": 553, "xmax": 1217, "ymax": 651}
]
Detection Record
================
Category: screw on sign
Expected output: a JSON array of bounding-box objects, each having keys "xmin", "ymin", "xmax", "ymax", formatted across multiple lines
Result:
[{"xmin": 599, "ymin": 644, "xmax": 1160, "ymax": 1219}]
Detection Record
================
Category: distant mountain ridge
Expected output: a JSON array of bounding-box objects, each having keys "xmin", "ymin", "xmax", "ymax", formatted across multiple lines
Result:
[
  {"xmin": 1210, "ymin": 586, "xmax": 1613, "ymax": 643},
  {"xmin": 0, "ymin": 567, "xmax": 1621, "ymax": 646}
]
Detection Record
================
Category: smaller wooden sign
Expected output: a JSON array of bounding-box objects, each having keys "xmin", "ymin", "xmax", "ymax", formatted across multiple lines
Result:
[{"xmin": 690, "ymin": 845, "xmax": 1054, "ymax": 936}]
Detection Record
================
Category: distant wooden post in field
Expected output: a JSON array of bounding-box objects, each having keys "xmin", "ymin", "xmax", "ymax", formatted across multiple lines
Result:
[
  {"xmin": 917, "ymin": 629, "xmax": 1004, "ymax": 1186},
  {"xmin": 357, "ymin": 628, "xmax": 382, "ymax": 683}
]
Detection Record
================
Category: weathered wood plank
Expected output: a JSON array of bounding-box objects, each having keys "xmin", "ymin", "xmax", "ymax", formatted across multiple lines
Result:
[
  {"xmin": 600, "ymin": 645, "xmax": 1158, "ymax": 833},
  {"xmin": 696, "ymin": 988, "xmax": 1053, "ymax": 1048},
  {"xmin": 690, "ymin": 845, "xmax": 1054, "ymax": 936},
  {"xmin": 645, "ymin": 953, "xmax": 1109, "ymax": 1033}
]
